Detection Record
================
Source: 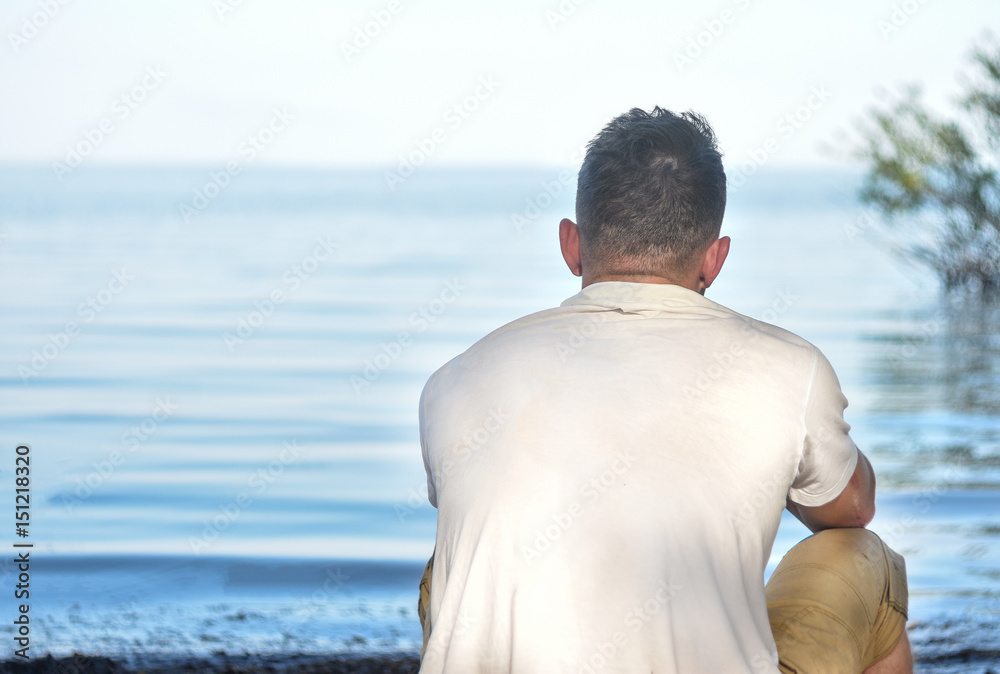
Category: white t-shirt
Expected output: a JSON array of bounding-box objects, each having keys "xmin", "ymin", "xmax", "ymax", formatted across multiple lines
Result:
[{"xmin": 418, "ymin": 281, "xmax": 858, "ymax": 674}]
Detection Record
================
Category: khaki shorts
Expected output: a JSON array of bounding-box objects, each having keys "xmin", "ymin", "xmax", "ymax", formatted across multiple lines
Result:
[
  {"xmin": 766, "ymin": 528, "xmax": 908, "ymax": 673},
  {"xmin": 419, "ymin": 528, "xmax": 908, "ymax": 672},
  {"xmin": 419, "ymin": 553, "xmax": 433, "ymax": 658}
]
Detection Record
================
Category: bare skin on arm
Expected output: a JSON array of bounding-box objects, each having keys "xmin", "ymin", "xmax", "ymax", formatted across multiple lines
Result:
[
  {"xmin": 786, "ymin": 449, "xmax": 877, "ymax": 533},
  {"xmin": 785, "ymin": 451, "xmax": 913, "ymax": 673},
  {"xmin": 867, "ymin": 631, "xmax": 914, "ymax": 674}
]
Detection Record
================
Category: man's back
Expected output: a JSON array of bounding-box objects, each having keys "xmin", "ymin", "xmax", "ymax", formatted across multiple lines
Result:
[{"xmin": 418, "ymin": 281, "xmax": 858, "ymax": 673}]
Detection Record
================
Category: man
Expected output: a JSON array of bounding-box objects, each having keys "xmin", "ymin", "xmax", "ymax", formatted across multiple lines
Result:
[{"xmin": 416, "ymin": 107, "xmax": 911, "ymax": 673}]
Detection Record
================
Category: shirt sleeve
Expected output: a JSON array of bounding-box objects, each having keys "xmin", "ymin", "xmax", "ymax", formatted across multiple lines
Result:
[{"xmin": 787, "ymin": 349, "xmax": 859, "ymax": 507}]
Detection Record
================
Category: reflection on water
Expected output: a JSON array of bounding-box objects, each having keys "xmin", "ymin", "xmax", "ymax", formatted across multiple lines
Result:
[
  {"xmin": 863, "ymin": 295, "xmax": 1000, "ymax": 492},
  {"xmin": 871, "ymin": 295, "xmax": 1000, "ymax": 416},
  {"xmin": 854, "ymin": 295, "xmax": 1000, "ymax": 672}
]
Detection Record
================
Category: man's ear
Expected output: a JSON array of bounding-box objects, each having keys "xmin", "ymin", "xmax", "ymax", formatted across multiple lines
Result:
[
  {"xmin": 698, "ymin": 236, "xmax": 730, "ymax": 291},
  {"xmin": 559, "ymin": 218, "xmax": 583, "ymax": 277}
]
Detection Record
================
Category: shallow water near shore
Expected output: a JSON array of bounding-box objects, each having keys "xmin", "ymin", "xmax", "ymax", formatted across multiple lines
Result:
[{"xmin": 0, "ymin": 165, "xmax": 997, "ymax": 671}]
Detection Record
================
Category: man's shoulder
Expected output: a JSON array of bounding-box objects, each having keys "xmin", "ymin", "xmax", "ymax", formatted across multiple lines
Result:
[
  {"xmin": 427, "ymin": 305, "xmax": 568, "ymax": 382},
  {"xmin": 730, "ymin": 310, "xmax": 817, "ymax": 351},
  {"xmin": 700, "ymin": 301, "xmax": 827, "ymax": 376},
  {"xmin": 422, "ymin": 296, "xmax": 828, "ymax": 397}
]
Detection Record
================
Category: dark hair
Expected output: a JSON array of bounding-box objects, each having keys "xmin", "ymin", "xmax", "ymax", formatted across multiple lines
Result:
[{"xmin": 575, "ymin": 107, "xmax": 727, "ymax": 271}]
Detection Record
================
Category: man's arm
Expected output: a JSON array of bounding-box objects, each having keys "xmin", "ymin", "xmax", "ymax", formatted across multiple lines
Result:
[{"xmin": 786, "ymin": 449, "xmax": 876, "ymax": 533}]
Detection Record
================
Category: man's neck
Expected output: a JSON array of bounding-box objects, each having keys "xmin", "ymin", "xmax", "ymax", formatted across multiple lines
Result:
[{"xmin": 582, "ymin": 271, "xmax": 699, "ymax": 293}]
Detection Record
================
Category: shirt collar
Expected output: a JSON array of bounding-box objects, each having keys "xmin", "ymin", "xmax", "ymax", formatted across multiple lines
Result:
[{"xmin": 560, "ymin": 281, "xmax": 730, "ymax": 317}]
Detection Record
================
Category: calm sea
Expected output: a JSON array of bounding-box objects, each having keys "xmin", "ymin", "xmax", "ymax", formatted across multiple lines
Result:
[{"xmin": 0, "ymin": 165, "xmax": 997, "ymax": 671}]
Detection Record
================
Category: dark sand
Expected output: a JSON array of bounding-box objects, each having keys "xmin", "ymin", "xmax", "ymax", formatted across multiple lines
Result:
[{"xmin": 0, "ymin": 654, "xmax": 421, "ymax": 673}]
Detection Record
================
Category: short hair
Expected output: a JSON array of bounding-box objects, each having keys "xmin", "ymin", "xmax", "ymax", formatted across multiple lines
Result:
[{"xmin": 575, "ymin": 107, "xmax": 727, "ymax": 272}]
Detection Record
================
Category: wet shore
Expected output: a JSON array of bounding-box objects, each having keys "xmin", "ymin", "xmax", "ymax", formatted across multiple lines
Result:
[
  {"xmin": 0, "ymin": 653, "xmax": 421, "ymax": 673},
  {"xmin": 4, "ymin": 649, "xmax": 1000, "ymax": 674}
]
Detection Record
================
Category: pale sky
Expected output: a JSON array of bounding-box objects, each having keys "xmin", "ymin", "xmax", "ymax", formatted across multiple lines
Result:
[{"xmin": 2, "ymin": 0, "xmax": 998, "ymax": 169}]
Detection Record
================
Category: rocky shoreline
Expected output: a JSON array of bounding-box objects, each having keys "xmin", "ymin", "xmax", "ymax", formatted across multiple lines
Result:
[{"xmin": 0, "ymin": 654, "xmax": 421, "ymax": 673}]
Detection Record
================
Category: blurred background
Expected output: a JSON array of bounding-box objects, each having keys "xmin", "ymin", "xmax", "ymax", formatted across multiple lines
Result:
[{"xmin": 1, "ymin": 1, "xmax": 999, "ymax": 671}]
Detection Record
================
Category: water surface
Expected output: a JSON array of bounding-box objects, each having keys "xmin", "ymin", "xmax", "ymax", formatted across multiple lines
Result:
[{"xmin": 0, "ymin": 165, "xmax": 997, "ymax": 670}]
